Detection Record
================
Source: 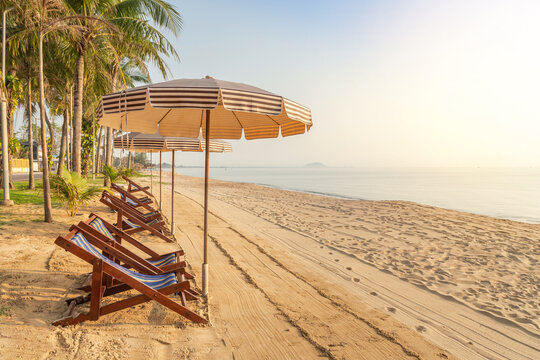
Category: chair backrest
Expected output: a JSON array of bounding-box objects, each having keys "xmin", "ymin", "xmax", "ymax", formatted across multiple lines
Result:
[
  {"xmin": 123, "ymin": 176, "xmax": 151, "ymax": 195},
  {"xmin": 71, "ymin": 231, "xmax": 110, "ymax": 261},
  {"xmin": 101, "ymin": 192, "xmax": 148, "ymax": 221},
  {"xmin": 82, "ymin": 213, "xmax": 163, "ymax": 258},
  {"xmin": 111, "ymin": 183, "xmax": 155, "ymax": 212},
  {"xmin": 66, "ymin": 231, "xmax": 177, "ymax": 290},
  {"xmin": 105, "ymin": 191, "xmax": 138, "ymax": 211},
  {"xmin": 89, "ymin": 216, "xmax": 116, "ymax": 241}
]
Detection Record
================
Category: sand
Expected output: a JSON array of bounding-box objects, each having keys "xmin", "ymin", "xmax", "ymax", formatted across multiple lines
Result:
[{"xmin": 0, "ymin": 174, "xmax": 538, "ymax": 359}]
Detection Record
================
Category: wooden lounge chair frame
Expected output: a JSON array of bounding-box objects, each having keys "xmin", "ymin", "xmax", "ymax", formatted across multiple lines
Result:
[
  {"xmin": 74, "ymin": 213, "xmax": 199, "ymax": 305},
  {"xmin": 100, "ymin": 191, "xmax": 174, "ymax": 242},
  {"xmin": 52, "ymin": 226, "xmax": 207, "ymax": 326},
  {"xmin": 105, "ymin": 190, "xmax": 162, "ymax": 221},
  {"xmin": 123, "ymin": 176, "xmax": 153, "ymax": 198},
  {"xmin": 111, "ymin": 182, "xmax": 154, "ymax": 211}
]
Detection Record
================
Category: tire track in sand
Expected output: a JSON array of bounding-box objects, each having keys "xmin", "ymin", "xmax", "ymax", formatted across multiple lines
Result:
[
  {"xmin": 161, "ymin": 189, "xmax": 326, "ymax": 359},
  {"xmin": 177, "ymin": 190, "xmax": 424, "ymax": 359}
]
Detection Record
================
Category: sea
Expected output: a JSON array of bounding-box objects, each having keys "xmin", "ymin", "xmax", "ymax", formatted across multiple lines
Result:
[{"xmin": 166, "ymin": 167, "xmax": 540, "ymax": 224}]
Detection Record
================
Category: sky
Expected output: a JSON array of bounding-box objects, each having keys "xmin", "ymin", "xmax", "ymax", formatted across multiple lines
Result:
[{"xmin": 17, "ymin": 0, "xmax": 540, "ymax": 168}]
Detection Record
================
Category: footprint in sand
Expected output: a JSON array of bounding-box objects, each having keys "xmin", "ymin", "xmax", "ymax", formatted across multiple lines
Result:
[
  {"xmin": 387, "ymin": 307, "xmax": 396, "ymax": 313},
  {"xmin": 346, "ymin": 267, "xmax": 352, "ymax": 270},
  {"xmin": 370, "ymin": 291, "xmax": 378, "ymax": 296},
  {"xmin": 416, "ymin": 325, "xmax": 427, "ymax": 333},
  {"xmin": 353, "ymin": 278, "xmax": 360, "ymax": 283},
  {"xmin": 334, "ymin": 259, "xmax": 339, "ymax": 262}
]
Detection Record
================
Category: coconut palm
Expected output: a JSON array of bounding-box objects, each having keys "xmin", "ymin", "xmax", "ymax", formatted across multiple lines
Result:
[
  {"xmin": 51, "ymin": 166, "xmax": 107, "ymax": 216},
  {"xmin": 45, "ymin": 39, "xmax": 76, "ymax": 176},
  {"xmin": 8, "ymin": 0, "xmax": 78, "ymax": 221},
  {"xmin": 64, "ymin": 0, "xmax": 181, "ymax": 175},
  {"xmin": 26, "ymin": 77, "xmax": 35, "ymax": 189},
  {"xmin": 1, "ymin": 0, "xmax": 182, "ymax": 223},
  {"xmin": 7, "ymin": 0, "xmax": 114, "ymax": 221},
  {"xmin": 101, "ymin": 164, "xmax": 131, "ymax": 185}
]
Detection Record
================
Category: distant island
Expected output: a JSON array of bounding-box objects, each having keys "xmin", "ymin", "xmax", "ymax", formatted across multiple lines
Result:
[{"xmin": 304, "ymin": 162, "xmax": 326, "ymax": 168}]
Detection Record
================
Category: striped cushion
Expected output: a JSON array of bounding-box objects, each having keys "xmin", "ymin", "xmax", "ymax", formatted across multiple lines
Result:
[
  {"xmin": 91, "ymin": 217, "xmax": 176, "ymax": 267},
  {"xmin": 142, "ymin": 211, "xmax": 156, "ymax": 218},
  {"xmin": 70, "ymin": 232, "xmax": 177, "ymax": 290},
  {"xmin": 124, "ymin": 218, "xmax": 159, "ymax": 229},
  {"xmin": 148, "ymin": 253, "xmax": 177, "ymax": 267},
  {"xmin": 89, "ymin": 218, "xmax": 115, "ymax": 241},
  {"xmin": 121, "ymin": 195, "xmax": 149, "ymax": 206}
]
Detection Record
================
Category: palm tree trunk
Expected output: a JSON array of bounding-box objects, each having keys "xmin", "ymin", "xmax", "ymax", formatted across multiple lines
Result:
[
  {"xmin": 27, "ymin": 80, "xmax": 34, "ymax": 190},
  {"xmin": 58, "ymin": 109, "xmax": 68, "ymax": 175},
  {"xmin": 44, "ymin": 111, "xmax": 55, "ymax": 156},
  {"xmin": 7, "ymin": 115, "xmax": 13, "ymax": 190},
  {"xmin": 103, "ymin": 71, "xmax": 117, "ymax": 186},
  {"xmin": 72, "ymin": 52, "xmax": 85, "ymax": 174},
  {"xmin": 95, "ymin": 125, "xmax": 102, "ymax": 172},
  {"xmin": 67, "ymin": 97, "xmax": 72, "ymax": 171},
  {"xmin": 7, "ymin": 88, "xmax": 14, "ymax": 190},
  {"xmin": 104, "ymin": 126, "xmax": 113, "ymax": 186},
  {"xmin": 39, "ymin": 33, "xmax": 53, "ymax": 223}
]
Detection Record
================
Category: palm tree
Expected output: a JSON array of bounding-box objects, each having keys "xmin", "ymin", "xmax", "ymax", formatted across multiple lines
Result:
[
  {"xmin": 2, "ymin": 0, "xmax": 183, "ymax": 222},
  {"xmin": 9, "ymin": 0, "xmax": 80, "ymax": 221},
  {"xmin": 2, "ymin": 48, "xmax": 37, "ymax": 190},
  {"xmin": 51, "ymin": 166, "xmax": 107, "ymax": 216},
  {"xmin": 45, "ymin": 40, "xmax": 76, "ymax": 176},
  {"xmin": 65, "ymin": 0, "xmax": 181, "ymax": 175},
  {"xmin": 37, "ymin": 1, "xmax": 66, "ymax": 222},
  {"xmin": 25, "ymin": 75, "xmax": 35, "ymax": 189}
]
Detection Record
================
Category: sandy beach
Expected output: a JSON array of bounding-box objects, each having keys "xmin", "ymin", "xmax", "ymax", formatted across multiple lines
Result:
[{"xmin": 0, "ymin": 174, "xmax": 538, "ymax": 359}]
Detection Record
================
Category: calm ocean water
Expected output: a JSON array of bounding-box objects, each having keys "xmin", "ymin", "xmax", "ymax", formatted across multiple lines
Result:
[{"xmin": 167, "ymin": 167, "xmax": 540, "ymax": 224}]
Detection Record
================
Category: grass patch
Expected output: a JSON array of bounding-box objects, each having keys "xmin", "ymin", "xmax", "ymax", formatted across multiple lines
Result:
[
  {"xmin": 0, "ymin": 181, "xmax": 46, "ymax": 205},
  {"xmin": 0, "ymin": 173, "xmax": 132, "ymax": 207},
  {"xmin": 86, "ymin": 175, "xmax": 106, "ymax": 186}
]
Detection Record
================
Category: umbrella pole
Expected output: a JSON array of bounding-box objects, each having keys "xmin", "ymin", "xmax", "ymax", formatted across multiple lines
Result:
[
  {"xmin": 171, "ymin": 150, "xmax": 175, "ymax": 236},
  {"xmin": 150, "ymin": 152, "xmax": 153, "ymax": 194},
  {"xmin": 159, "ymin": 151, "xmax": 162, "ymax": 211},
  {"xmin": 202, "ymin": 110, "xmax": 210, "ymax": 297}
]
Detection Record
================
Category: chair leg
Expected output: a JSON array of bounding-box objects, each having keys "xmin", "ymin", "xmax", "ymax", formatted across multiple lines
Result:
[
  {"xmin": 65, "ymin": 283, "xmax": 132, "ymax": 305},
  {"xmin": 99, "ymin": 282, "xmax": 188, "ymax": 317},
  {"xmin": 89, "ymin": 259, "xmax": 104, "ymax": 320},
  {"xmin": 53, "ymin": 259, "xmax": 105, "ymax": 326}
]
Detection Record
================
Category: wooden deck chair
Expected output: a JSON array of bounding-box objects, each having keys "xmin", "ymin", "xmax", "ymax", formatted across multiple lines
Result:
[
  {"xmin": 101, "ymin": 191, "xmax": 172, "ymax": 240},
  {"xmin": 104, "ymin": 190, "xmax": 162, "ymax": 222},
  {"xmin": 111, "ymin": 182, "xmax": 154, "ymax": 210},
  {"xmin": 52, "ymin": 227, "xmax": 207, "ymax": 326},
  {"xmin": 123, "ymin": 176, "xmax": 153, "ymax": 198},
  {"xmin": 100, "ymin": 191, "xmax": 174, "ymax": 242},
  {"xmin": 75, "ymin": 214, "xmax": 199, "ymax": 304}
]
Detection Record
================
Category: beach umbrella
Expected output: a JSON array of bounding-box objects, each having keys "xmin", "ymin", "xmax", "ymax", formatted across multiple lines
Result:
[
  {"xmin": 99, "ymin": 76, "xmax": 312, "ymax": 296},
  {"xmin": 114, "ymin": 132, "xmax": 232, "ymax": 235}
]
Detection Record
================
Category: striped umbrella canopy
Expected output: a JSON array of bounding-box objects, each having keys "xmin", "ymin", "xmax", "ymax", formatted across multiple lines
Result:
[
  {"xmin": 97, "ymin": 77, "xmax": 312, "ymax": 140},
  {"xmin": 98, "ymin": 76, "xmax": 312, "ymax": 297},
  {"xmin": 113, "ymin": 132, "xmax": 232, "ymax": 236},
  {"xmin": 113, "ymin": 132, "xmax": 233, "ymax": 152}
]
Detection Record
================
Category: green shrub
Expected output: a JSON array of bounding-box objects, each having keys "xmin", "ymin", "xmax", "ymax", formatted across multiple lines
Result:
[
  {"xmin": 51, "ymin": 167, "xmax": 108, "ymax": 216},
  {"xmin": 102, "ymin": 165, "xmax": 132, "ymax": 185}
]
